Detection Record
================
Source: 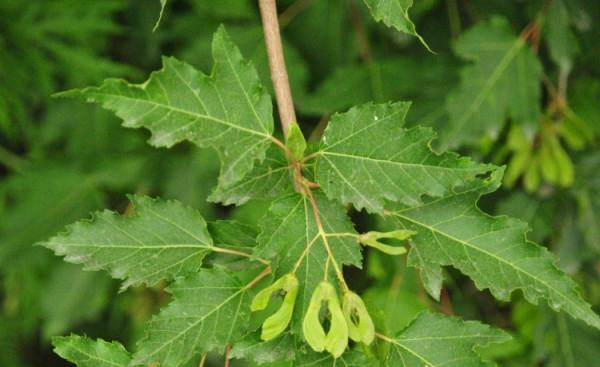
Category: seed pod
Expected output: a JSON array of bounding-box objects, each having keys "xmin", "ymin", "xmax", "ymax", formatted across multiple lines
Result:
[
  {"xmin": 524, "ymin": 155, "xmax": 540, "ymax": 192},
  {"xmin": 549, "ymin": 138, "xmax": 574, "ymax": 187},
  {"xmin": 250, "ymin": 273, "xmax": 298, "ymax": 341},
  {"xmin": 504, "ymin": 148, "xmax": 531, "ymax": 187},
  {"xmin": 539, "ymin": 139, "xmax": 559, "ymax": 184},
  {"xmin": 302, "ymin": 286, "xmax": 327, "ymax": 352},
  {"xmin": 302, "ymin": 281, "xmax": 349, "ymax": 357},
  {"xmin": 342, "ymin": 292, "xmax": 375, "ymax": 345},
  {"xmin": 359, "ymin": 230, "xmax": 415, "ymax": 255}
]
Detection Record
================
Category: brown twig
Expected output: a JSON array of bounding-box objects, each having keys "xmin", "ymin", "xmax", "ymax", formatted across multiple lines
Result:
[
  {"xmin": 224, "ymin": 345, "xmax": 231, "ymax": 367},
  {"xmin": 259, "ymin": 0, "xmax": 297, "ymax": 138}
]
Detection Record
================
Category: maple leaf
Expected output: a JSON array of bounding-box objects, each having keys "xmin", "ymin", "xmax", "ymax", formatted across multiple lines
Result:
[
  {"xmin": 52, "ymin": 335, "xmax": 131, "ymax": 367},
  {"xmin": 208, "ymin": 145, "xmax": 294, "ymax": 206},
  {"xmin": 381, "ymin": 311, "xmax": 510, "ymax": 367},
  {"xmin": 231, "ymin": 332, "xmax": 371, "ymax": 366},
  {"xmin": 314, "ymin": 102, "xmax": 492, "ymax": 213},
  {"xmin": 384, "ymin": 169, "xmax": 600, "ymax": 329},
  {"xmin": 132, "ymin": 266, "xmax": 265, "ymax": 366},
  {"xmin": 42, "ymin": 195, "xmax": 213, "ymax": 290},
  {"xmin": 59, "ymin": 26, "xmax": 274, "ymax": 189}
]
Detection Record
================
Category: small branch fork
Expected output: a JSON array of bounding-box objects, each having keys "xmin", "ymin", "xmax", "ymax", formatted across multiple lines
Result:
[
  {"xmin": 258, "ymin": 0, "xmax": 347, "ymax": 292},
  {"xmin": 217, "ymin": 0, "xmax": 412, "ymax": 355}
]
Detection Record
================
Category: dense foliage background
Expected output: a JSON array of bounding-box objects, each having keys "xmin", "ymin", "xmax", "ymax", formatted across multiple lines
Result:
[{"xmin": 1, "ymin": 0, "xmax": 598, "ymax": 365}]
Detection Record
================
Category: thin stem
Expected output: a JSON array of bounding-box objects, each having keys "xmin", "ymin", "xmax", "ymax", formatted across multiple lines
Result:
[
  {"xmin": 243, "ymin": 266, "xmax": 272, "ymax": 290},
  {"xmin": 304, "ymin": 183, "xmax": 349, "ymax": 292},
  {"xmin": 224, "ymin": 345, "xmax": 231, "ymax": 367},
  {"xmin": 259, "ymin": 0, "xmax": 297, "ymax": 138},
  {"xmin": 374, "ymin": 332, "xmax": 395, "ymax": 343},
  {"xmin": 301, "ymin": 151, "xmax": 321, "ymax": 164},
  {"xmin": 270, "ymin": 136, "xmax": 296, "ymax": 162},
  {"xmin": 198, "ymin": 354, "xmax": 207, "ymax": 367},
  {"xmin": 211, "ymin": 245, "xmax": 270, "ymax": 266}
]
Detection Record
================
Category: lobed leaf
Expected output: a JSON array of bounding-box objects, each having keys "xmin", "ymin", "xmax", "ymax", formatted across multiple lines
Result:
[
  {"xmin": 230, "ymin": 332, "xmax": 296, "ymax": 364},
  {"xmin": 382, "ymin": 311, "xmax": 510, "ymax": 367},
  {"xmin": 41, "ymin": 195, "xmax": 213, "ymax": 290},
  {"xmin": 58, "ymin": 26, "xmax": 274, "ymax": 190},
  {"xmin": 314, "ymin": 102, "xmax": 492, "ymax": 214},
  {"xmin": 385, "ymin": 169, "xmax": 600, "ymax": 329},
  {"xmin": 52, "ymin": 335, "xmax": 131, "ymax": 367},
  {"xmin": 208, "ymin": 146, "xmax": 294, "ymax": 206},
  {"xmin": 132, "ymin": 266, "xmax": 261, "ymax": 366}
]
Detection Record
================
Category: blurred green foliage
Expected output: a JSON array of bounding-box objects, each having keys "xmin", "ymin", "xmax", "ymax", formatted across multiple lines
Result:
[{"xmin": 0, "ymin": 0, "xmax": 598, "ymax": 366}]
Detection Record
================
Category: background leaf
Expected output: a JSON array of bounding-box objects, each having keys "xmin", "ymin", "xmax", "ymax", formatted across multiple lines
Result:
[{"xmin": 442, "ymin": 17, "xmax": 542, "ymax": 148}]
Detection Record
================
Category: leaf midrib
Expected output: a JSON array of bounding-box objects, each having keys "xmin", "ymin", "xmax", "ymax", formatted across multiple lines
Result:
[
  {"xmin": 320, "ymin": 151, "xmax": 484, "ymax": 171},
  {"xmin": 89, "ymin": 91, "xmax": 271, "ymax": 140}
]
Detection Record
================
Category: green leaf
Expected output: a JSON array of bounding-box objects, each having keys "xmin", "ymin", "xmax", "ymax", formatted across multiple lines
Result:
[
  {"xmin": 443, "ymin": 17, "xmax": 542, "ymax": 148},
  {"xmin": 535, "ymin": 310, "xmax": 600, "ymax": 367},
  {"xmin": 42, "ymin": 195, "xmax": 213, "ymax": 289},
  {"xmin": 59, "ymin": 26, "xmax": 274, "ymax": 189},
  {"xmin": 208, "ymin": 146, "xmax": 294, "ymax": 206},
  {"xmin": 292, "ymin": 350, "xmax": 371, "ymax": 366},
  {"xmin": 382, "ymin": 311, "xmax": 510, "ymax": 367},
  {"xmin": 132, "ymin": 266, "xmax": 261, "ymax": 366},
  {"xmin": 0, "ymin": 166, "xmax": 104, "ymax": 267},
  {"xmin": 298, "ymin": 57, "xmax": 456, "ymax": 120},
  {"xmin": 230, "ymin": 332, "xmax": 296, "ymax": 364},
  {"xmin": 574, "ymin": 153, "xmax": 600, "ymax": 256},
  {"xmin": 52, "ymin": 335, "xmax": 131, "ymax": 367},
  {"xmin": 545, "ymin": 0, "xmax": 578, "ymax": 72},
  {"xmin": 231, "ymin": 332, "xmax": 370, "ymax": 366},
  {"xmin": 362, "ymin": 0, "xmax": 431, "ymax": 51},
  {"xmin": 385, "ymin": 170, "xmax": 600, "ymax": 329},
  {"xmin": 255, "ymin": 192, "xmax": 362, "ymax": 332},
  {"xmin": 314, "ymin": 102, "xmax": 492, "ymax": 213},
  {"xmin": 208, "ymin": 219, "xmax": 258, "ymax": 248}
]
